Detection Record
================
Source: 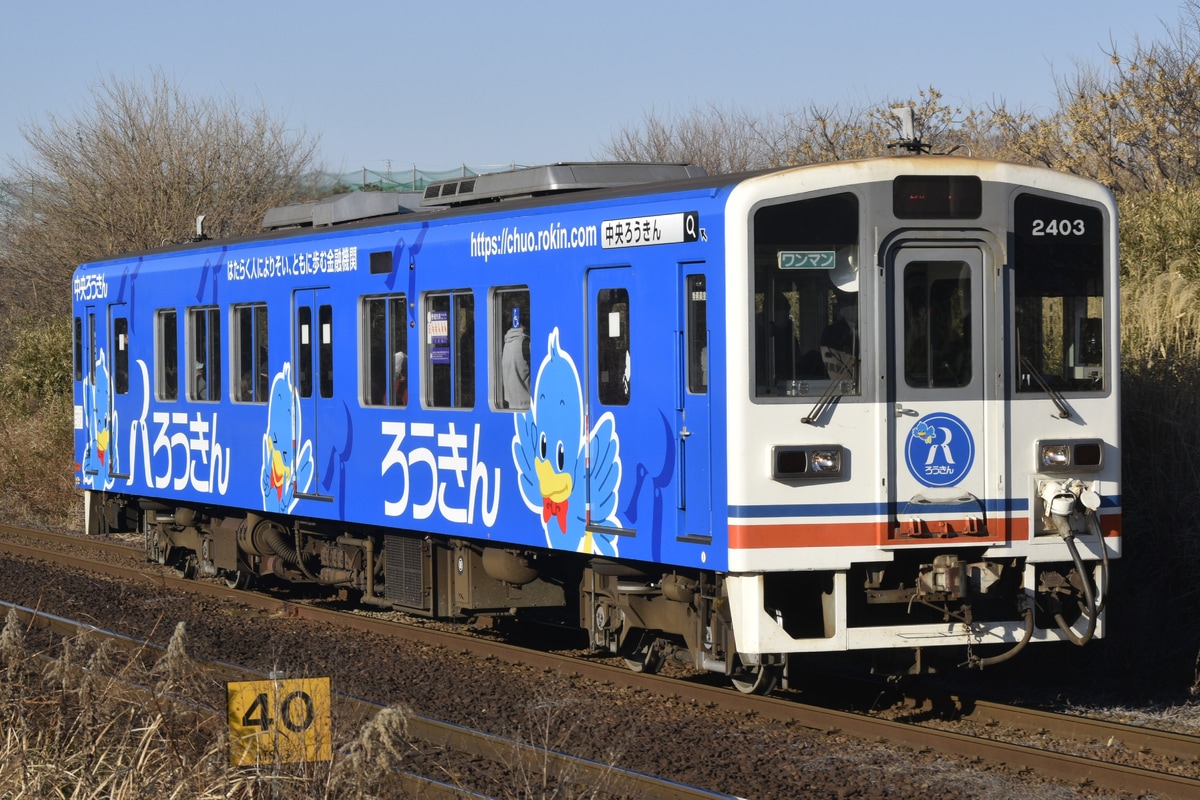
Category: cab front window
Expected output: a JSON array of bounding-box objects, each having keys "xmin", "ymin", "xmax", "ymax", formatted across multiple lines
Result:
[
  {"xmin": 752, "ymin": 192, "xmax": 860, "ymax": 399},
  {"xmin": 1013, "ymin": 194, "xmax": 1107, "ymax": 393}
]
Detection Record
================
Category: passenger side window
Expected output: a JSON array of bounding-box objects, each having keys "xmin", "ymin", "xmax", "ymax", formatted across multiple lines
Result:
[
  {"xmin": 233, "ymin": 304, "xmax": 269, "ymax": 403},
  {"xmin": 426, "ymin": 290, "xmax": 474, "ymax": 408},
  {"xmin": 493, "ymin": 287, "xmax": 531, "ymax": 410},
  {"xmin": 73, "ymin": 316, "xmax": 83, "ymax": 382},
  {"xmin": 156, "ymin": 310, "xmax": 178, "ymax": 401},
  {"xmin": 188, "ymin": 307, "xmax": 221, "ymax": 402},
  {"xmin": 362, "ymin": 293, "xmax": 409, "ymax": 407}
]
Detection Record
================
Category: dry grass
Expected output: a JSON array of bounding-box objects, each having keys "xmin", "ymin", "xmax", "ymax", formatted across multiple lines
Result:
[
  {"xmin": 0, "ymin": 393, "xmax": 78, "ymax": 529},
  {"xmin": 0, "ymin": 611, "xmax": 621, "ymax": 800},
  {"xmin": 0, "ymin": 313, "xmax": 78, "ymax": 530},
  {"xmin": 0, "ymin": 613, "xmax": 349, "ymax": 799},
  {"xmin": 1113, "ymin": 268, "xmax": 1200, "ymax": 690}
]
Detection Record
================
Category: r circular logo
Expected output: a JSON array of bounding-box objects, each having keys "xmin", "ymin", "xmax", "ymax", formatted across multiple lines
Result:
[{"xmin": 904, "ymin": 412, "xmax": 975, "ymax": 488}]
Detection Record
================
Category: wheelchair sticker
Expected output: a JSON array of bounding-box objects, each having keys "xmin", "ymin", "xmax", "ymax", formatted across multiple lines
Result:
[{"xmin": 905, "ymin": 412, "xmax": 975, "ymax": 488}]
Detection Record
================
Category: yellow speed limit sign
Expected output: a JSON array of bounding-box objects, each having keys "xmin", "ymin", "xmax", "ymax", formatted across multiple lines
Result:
[{"xmin": 227, "ymin": 676, "xmax": 332, "ymax": 765}]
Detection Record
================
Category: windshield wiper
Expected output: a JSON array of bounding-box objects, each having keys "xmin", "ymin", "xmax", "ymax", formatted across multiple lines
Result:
[
  {"xmin": 1020, "ymin": 355, "xmax": 1072, "ymax": 419},
  {"xmin": 803, "ymin": 358, "xmax": 855, "ymax": 425}
]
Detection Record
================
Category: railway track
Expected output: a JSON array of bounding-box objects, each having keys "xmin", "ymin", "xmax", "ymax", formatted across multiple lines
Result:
[{"xmin": 2, "ymin": 524, "xmax": 1198, "ymax": 799}]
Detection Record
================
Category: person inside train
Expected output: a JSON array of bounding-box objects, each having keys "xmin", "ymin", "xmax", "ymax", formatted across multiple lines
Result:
[
  {"xmin": 194, "ymin": 361, "xmax": 206, "ymax": 399},
  {"xmin": 819, "ymin": 288, "xmax": 859, "ymax": 382},
  {"xmin": 501, "ymin": 309, "xmax": 531, "ymax": 409},
  {"xmin": 771, "ymin": 294, "xmax": 796, "ymax": 383},
  {"xmin": 393, "ymin": 350, "xmax": 408, "ymax": 406}
]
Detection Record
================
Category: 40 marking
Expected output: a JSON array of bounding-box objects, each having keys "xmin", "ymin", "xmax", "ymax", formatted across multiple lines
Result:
[{"xmin": 227, "ymin": 676, "xmax": 331, "ymax": 765}]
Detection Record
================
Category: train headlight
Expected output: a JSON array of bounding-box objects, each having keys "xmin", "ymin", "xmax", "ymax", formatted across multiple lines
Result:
[
  {"xmin": 1040, "ymin": 444, "xmax": 1070, "ymax": 468},
  {"xmin": 1036, "ymin": 439, "xmax": 1104, "ymax": 472},
  {"xmin": 811, "ymin": 449, "xmax": 842, "ymax": 473},
  {"xmin": 772, "ymin": 445, "xmax": 844, "ymax": 481}
]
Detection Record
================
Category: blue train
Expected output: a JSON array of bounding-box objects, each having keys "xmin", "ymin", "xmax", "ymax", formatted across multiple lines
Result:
[{"xmin": 73, "ymin": 155, "xmax": 1120, "ymax": 692}]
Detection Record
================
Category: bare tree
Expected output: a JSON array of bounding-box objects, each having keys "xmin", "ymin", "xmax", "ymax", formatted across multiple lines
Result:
[
  {"xmin": 779, "ymin": 88, "xmax": 1003, "ymax": 164},
  {"xmin": 601, "ymin": 103, "xmax": 783, "ymax": 175},
  {"xmin": 0, "ymin": 69, "xmax": 321, "ymax": 317},
  {"xmin": 992, "ymin": 3, "xmax": 1200, "ymax": 192},
  {"xmin": 601, "ymin": 88, "xmax": 1034, "ymax": 177}
]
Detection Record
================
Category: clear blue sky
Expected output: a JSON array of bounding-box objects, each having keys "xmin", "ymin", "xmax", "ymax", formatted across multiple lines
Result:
[{"xmin": 0, "ymin": 0, "xmax": 1190, "ymax": 176}]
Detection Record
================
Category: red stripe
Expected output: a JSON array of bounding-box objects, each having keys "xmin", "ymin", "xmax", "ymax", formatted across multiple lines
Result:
[{"xmin": 730, "ymin": 514, "xmax": 1122, "ymax": 550}]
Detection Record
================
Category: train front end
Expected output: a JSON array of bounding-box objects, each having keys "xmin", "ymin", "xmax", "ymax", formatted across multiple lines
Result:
[{"xmin": 722, "ymin": 156, "xmax": 1119, "ymax": 673}]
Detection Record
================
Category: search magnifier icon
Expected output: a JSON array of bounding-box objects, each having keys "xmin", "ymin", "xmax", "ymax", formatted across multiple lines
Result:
[{"xmin": 684, "ymin": 212, "xmax": 698, "ymax": 241}]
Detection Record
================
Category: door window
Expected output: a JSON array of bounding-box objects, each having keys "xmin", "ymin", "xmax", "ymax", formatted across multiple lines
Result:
[
  {"xmin": 112, "ymin": 316, "xmax": 129, "ymax": 395},
  {"xmin": 318, "ymin": 304, "xmax": 333, "ymax": 399},
  {"xmin": 686, "ymin": 275, "xmax": 708, "ymax": 394},
  {"xmin": 596, "ymin": 288, "xmax": 630, "ymax": 406},
  {"xmin": 903, "ymin": 262, "xmax": 973, "ymax": 389}
]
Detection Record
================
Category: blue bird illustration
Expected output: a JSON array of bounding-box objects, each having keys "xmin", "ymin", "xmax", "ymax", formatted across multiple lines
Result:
[
  {"xmin": 513, "ymin": 328, "xmax": 622, "ymax": 555},
  {"xmin": 260, "ymin": 363, "xmax": 314, "ymax": 513},
  {"xmin": 82, "ymin": 349, "xmax": 118, "ymax": 490},
  {"xmin": 913, "ymin": 421, "xmax": 937, "ymax": 444}
]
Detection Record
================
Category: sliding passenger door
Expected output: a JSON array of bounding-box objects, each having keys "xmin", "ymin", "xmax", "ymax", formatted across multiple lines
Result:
[
  {"xmin": 679, "ymin": 267, "xmax": 712, "ymax": 543},
  {"xmin": 105, "ymin": 302, "xmax": 132, "ymax": 481},
  {"xmin": 290, "ymin": 288, "xmax": 333, "ymax": 504},
  {"xmin": 584, "ymin": 264, "xmax": 681, "ymax": 561}
]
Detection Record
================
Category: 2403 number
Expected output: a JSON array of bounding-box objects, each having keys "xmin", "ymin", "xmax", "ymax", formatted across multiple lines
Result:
[{"xmin": 1031, "ymin": 218, "xmax": 1086, "ymax": 236}]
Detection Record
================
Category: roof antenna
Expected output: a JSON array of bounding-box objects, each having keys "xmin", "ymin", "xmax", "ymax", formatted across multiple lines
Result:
[
  {"xmin": 191, "ymin": 215, "xmax": 210, "ymax": 242},
  {"xmin": 888, "ymin": 106, "xmax": 930, "ymax": 155}
]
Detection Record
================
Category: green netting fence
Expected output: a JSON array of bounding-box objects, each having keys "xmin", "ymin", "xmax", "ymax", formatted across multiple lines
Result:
[{"xmin": 322, "ymin": 163, "xmax": 529, "ymax": 193}]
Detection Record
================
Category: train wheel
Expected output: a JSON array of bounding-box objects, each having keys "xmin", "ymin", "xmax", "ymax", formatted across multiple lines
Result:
[
  {"xmin": 172, "ymin": 555, "xmax": 197, "ymax": 580},
  {"xmin": 620, "ymin": 635, "xmax": 664, "ymax": 675},
  {"xmin": 224, "ymin": 570, "xmax": 253, "ymax": 590},
  {"xmin": 730, "ymin": 661, "xmax": 780, "ymax": 695}
]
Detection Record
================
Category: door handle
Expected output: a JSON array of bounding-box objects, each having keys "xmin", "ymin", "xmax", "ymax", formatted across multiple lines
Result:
[{"xmin": 895, "ymin": 404, "xmax": 919, "ymax": 417}]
